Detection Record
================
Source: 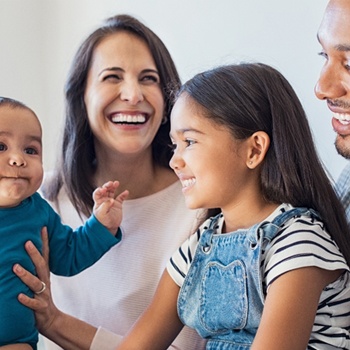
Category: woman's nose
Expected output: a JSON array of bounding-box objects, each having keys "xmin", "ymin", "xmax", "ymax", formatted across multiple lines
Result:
[
  {"xmin": 120, "ymin": 80, "xmax": 144, "ymax": 105},
  {"xmin": 314, "ymin": 63, "xmax": 347, "ymax": 100}
]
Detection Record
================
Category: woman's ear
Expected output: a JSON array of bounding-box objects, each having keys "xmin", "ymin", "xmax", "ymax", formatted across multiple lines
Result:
[{"xmin": 245, "ymin": 131, "xmax": 270, "ymax": 169}]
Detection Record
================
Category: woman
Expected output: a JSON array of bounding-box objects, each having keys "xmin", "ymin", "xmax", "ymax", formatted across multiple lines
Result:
[{"xmin": 18, "ymin": 14, "xmax": 206, "ymax": 350}]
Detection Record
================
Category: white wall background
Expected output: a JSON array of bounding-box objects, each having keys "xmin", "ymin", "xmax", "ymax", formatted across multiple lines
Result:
[{"xmin": 0, "ymin": 0, "xmax": 346, "ymax": 181}]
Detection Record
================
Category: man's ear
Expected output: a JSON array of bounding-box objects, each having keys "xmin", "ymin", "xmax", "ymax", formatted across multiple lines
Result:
[{"xmin": 245, "ymin": 131, "xmax": 270, "ymax": 169}]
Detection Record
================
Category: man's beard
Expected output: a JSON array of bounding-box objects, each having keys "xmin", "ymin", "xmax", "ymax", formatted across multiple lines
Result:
[{"xmin": 335, "ymin": 134, "xmax": 350, "ymax": 159}]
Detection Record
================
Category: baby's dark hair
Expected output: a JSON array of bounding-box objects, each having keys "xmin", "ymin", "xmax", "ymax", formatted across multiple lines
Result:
[
  {"xmin": 0, "ymin": 96, "xmax": 39, "ymax": 125},
  {"xmin": 0, "ymin": 96, "xmax": 29, "ymax": 110},
  {"xmin": 179, "ymin": 63, "xmax": 350, "ymax": 264}
]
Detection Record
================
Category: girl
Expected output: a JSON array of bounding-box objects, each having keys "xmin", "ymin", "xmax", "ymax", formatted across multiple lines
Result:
[{"xmin": 115, "ymin": 63, "xmax": 350, "ymax": 349}]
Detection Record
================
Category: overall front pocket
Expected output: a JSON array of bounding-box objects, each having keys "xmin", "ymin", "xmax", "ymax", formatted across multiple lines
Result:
[{"xmin": 199, "ymin": 259, "xmax": 248, "ymax": 334}]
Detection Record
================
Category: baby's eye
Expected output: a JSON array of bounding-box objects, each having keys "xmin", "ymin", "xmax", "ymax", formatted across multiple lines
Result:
[
  {"xmin": 24, "ymin": 147, "xmax": 38, "ymax": 155},
  {"xmin": 0, "ymin": 143, "xmax": 7, "ymax": 151}
]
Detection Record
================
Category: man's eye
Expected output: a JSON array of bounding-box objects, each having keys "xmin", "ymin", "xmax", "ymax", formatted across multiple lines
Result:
[{"xmin": 317, "ymin": 51, "xmax": 328, "ymax": 60}]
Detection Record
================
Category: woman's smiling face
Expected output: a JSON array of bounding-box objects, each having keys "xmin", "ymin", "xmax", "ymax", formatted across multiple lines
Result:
[{"xmin": 84, "ymin": 31, "xmax": 164, "ymax": 158}]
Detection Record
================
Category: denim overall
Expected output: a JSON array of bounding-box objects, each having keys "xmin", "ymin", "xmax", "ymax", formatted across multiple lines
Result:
[{"xmin": 177, "ymin": 207, "xmax": 314, "ymax": 349}]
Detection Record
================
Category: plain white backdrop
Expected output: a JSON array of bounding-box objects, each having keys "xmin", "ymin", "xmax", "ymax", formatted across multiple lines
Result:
[
  {"xmin": 0, "ymin": 1, "xmax": 346, "ymax": 348},
  {"xmin": 0, "ymin": 0, "xmax": 346, "ymax": 181}
]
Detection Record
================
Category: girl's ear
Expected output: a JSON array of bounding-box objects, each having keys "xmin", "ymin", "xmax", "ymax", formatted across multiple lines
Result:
[{"xmin": 245, "ymin": 131, "xmax": 270, "ymax": 169}]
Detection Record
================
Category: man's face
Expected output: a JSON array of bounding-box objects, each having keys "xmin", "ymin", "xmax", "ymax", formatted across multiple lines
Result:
[{"xmin": 315, "ymin": 0, "xmax": 350, "ymax": 159}]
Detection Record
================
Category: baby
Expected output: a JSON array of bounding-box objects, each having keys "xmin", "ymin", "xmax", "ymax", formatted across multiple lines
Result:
[{"xmin": 0, "ymin": 97, "xmax": 128, "ymax": 349}]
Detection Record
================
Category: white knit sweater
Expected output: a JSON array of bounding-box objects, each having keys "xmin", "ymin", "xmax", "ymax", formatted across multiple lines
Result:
[{"xmin": 42, "ymin": 180, "xmax": 206, "ymax": 350}]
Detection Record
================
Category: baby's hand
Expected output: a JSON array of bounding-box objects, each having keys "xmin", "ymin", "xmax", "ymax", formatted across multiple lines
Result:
[{"xmin": 93, "ymin": 181, "xmax": 129, "ymax": 234}]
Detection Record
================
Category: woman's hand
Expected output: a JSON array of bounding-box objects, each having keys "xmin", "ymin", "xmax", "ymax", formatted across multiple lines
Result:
[
  {"xmin": 13, "ymin": 227, "xmax": 99, "ymax": 350},
  {"xmin": 13, "ymin": 227, "xmax": 58, "ymax": 335}
]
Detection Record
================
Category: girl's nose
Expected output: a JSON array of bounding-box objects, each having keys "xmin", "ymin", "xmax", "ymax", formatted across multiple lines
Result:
[
  {"xmin": 169, "ymin": 150, "xmax": 184, "ymax": 171},
  {"xmin": 120, "ymin": 80, "xmax": 144, "ymax": 105},
  {"xmin": 314, "ymin": 63, "xmax": 347, "ymax": 101}
]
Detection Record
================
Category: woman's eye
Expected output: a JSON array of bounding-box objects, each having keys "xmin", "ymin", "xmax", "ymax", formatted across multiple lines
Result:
[
  {"xmin": 141, "ymin": 75, "xmax": 159, "ymax": 83},
  {"xmin": 103, "ymin": 74, "xmax": 121, "ymax": 81}
]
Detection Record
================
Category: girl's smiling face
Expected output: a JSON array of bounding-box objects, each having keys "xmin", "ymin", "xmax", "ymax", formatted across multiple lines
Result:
[{"xmin": 169, "ymin": 94, "xmax": 253, "ymax": 212}]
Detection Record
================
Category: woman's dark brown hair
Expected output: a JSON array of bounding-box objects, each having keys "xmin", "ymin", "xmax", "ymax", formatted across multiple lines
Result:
[{"xmin": 43, "ymin": 14, "xmax": 181, "ymax": 217}]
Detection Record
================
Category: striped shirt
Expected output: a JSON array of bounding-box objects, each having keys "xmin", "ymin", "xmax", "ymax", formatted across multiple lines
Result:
[
  {"xmin": 167, "ymin": 204, "xmax": 350, "ymax": 349},
  {"xmin": 336, "ymin": 162, "xmax": 350, "ymax": 224}
]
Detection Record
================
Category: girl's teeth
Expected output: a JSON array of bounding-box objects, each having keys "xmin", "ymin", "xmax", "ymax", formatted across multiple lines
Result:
[{"xmin": 182, "ymin": 178, "xmax": 196, "ymax": 188}]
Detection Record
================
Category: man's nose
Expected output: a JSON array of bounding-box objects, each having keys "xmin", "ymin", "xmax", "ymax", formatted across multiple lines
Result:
[{"xmin": 315, "ymin": 63, "xmax": 347, "ymax": 100}]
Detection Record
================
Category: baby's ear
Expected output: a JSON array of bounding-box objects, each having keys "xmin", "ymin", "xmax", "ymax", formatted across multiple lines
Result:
[{"xmin": 245, "ymin": 131, "xmax": 270, "ymax": 169}]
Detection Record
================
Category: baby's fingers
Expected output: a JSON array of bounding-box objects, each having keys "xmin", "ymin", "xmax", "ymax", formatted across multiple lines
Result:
[
  {"xmin": 116, "ymin": 190, "xmax": 129, "ymax": 203},
  {"xmin": 103, "ymin": 181, "xmax": 121, "ymax": 197}
]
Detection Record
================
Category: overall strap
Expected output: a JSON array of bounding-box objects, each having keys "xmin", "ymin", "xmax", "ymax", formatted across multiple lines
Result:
[
  {"xmin": 199, "ymin": 214, "xmax": 222, "ymax": 250},
  {"xmin": 257, "ymin": 207, "xmax": 320, "ymax": 242}
]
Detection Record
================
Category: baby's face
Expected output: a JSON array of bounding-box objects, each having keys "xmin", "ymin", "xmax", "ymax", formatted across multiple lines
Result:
[{"xmin": 0, "ymin": 106, "xmax": 43, "ymax": 208}]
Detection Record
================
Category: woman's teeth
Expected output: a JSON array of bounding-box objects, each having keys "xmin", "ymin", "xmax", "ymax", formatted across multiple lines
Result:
[{"xmin": 111, "ymin": 114, "xmax": 146, "ymax": 124}]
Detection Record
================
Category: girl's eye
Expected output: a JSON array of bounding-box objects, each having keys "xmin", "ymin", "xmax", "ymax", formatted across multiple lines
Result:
[
  {"xmin": 169, "ymin": 143, "xmax": 177, "ymax": 152},
  {"xmin": 185, "ymin": 139, "xmax": 196, "ymax": 147},
  {"xmin": 25, "ymin": 147, "xmax": 38, "ymax": 155},
  {"xmin": 0, "ymin": 143, "xmax": 7, "ymax": 151}
]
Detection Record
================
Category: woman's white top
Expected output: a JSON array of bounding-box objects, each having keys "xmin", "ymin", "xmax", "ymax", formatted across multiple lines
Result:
[{"xmin": 42, "ymin": 180, "xmax": 206, "ymax": 350}]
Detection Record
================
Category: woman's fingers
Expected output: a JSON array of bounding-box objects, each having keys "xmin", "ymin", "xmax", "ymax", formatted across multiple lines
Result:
[
  {"xmin": 22, "ymin": 228, "xmax": 50, "ymax": 284},
  {"xmin": 13, "ymin": 263, "xmax": 45, "ymax": 297},
  {"xmin": 41, "ymin": 226, "xmax": 50, "ymax": 266}
]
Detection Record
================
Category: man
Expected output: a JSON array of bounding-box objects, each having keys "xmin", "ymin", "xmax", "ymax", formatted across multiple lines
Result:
[{"xmin": 315, "ymin": 0, "xmax": 350, "ymax": 220}]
